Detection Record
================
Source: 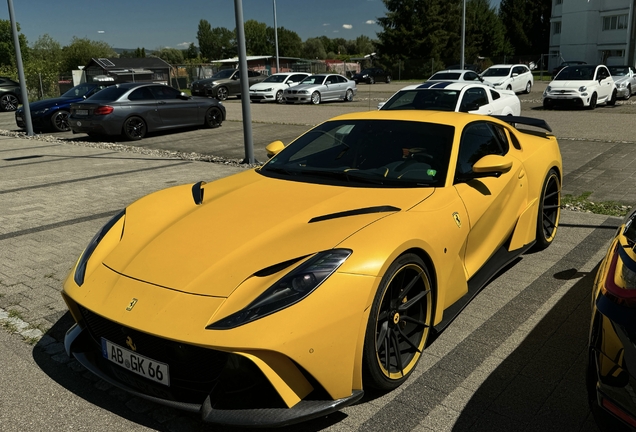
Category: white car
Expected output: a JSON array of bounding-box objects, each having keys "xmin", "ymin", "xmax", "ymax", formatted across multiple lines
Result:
[
  {"xmin": 608, "ymin": 65, "xmax": 636, "ymax": 100},
  {"xmin": 428, "ymin": 69, "xmax": 493, "ymax": 87},
  {"xmin": 377, "ymin": 82, "xmax": 521, "ymax": 116},
  {"xmin": 480, "ymin": 64, "xmax": 533, "ymax": 94},
  {"xmin": 543, "ymin": 64, "xmax": 617, "ymax": 109},
  {"xmin": 249, "ymin": 72, "xmax": 310, "ymax": 103}
]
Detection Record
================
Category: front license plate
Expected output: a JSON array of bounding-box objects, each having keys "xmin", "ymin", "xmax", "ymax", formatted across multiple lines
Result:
[
  {"xmin": 101, "ymin": 338, "xmax": 170, "ymax": 386},
  {"xmin": 75, "ymin": 109, "xmax": 88, "ymax": 116}
]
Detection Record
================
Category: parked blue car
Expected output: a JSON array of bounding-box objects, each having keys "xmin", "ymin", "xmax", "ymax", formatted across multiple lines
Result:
[{"xmin": 15, "ymin": 83, "xmax": 112, "ymax": 132}]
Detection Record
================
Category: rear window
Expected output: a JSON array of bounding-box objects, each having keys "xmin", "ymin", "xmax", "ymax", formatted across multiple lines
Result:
[{"xmin": 85, "ymin": 86, "xmax": 129, "ymax": 101}]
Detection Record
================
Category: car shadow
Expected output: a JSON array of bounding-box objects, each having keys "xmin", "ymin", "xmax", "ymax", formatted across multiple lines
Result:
[{"xmin": 450, "ymin": 265, "xmax": 601, "ymax": 432}]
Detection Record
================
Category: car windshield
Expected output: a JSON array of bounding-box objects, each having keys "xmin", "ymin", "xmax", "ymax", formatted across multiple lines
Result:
[
  {"xmin": 85, "ymin": 85, "xmax": 129, "ymax": 101},
  {"xmin": 212, "ymin": 69, "xmax": 236, "ymax": 79},
  {"xmin": 555, "ymin": 66, "xmax": 595, "ymax": 80},
  {"xmin": 260, "ymin": 119, "xmax": 454, "ymax": 188},
  {"xmin": 381, "ymin": 90, "xmax": 460, "ymax": 111},
  {"xmin": 263, "ymin": 74, "xmax": 288, "ymax": 83},
  {"xmin": 429, "ymin": 72, "xmax": 461, "ymax": 80},
  {"xmin": 300, "ymin": 75, "xmax": 327, "ymax": 85},
  {"xmin": 359, "ymin": 69, "xmax": 374, "ymax": 75},
  {"xmin": 609, "ymin": 66, "xmax": 629, "ymax": 76},
  {"xmin": 62, "ymin": 84, "xmax": 99, "ymax": 98},
  {"xmin": 482, "ymin": 67, "xmax": 510, "ymax": 77}
]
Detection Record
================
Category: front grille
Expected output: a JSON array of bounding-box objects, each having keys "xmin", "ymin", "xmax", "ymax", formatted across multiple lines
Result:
[{"xmin": 79, "ymin": 305, "xmax": 228, "ymax": 403}]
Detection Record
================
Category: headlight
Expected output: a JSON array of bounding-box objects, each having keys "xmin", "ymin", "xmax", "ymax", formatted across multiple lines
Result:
[
  {"xmin": 578, "ymin": 86, "xmax": 587, "ymax": 92},
  {"xmin": 207, "ymin": 249, "xmax": 352, "ymax": 329},
  {"xmin": 298, "ymin": 90, "xmax": 309, "ymax": 94},
  {"xmin": 262, "ymin": 87, "xmax": 272, "ymax": 92},
  {"xmin": 494, "ymin": 82, "xmax": 502, "ymax": 86},
  {"xmin": 74, "ymin": 210, "xmax": 125, "ymax": 286},
  {"xmin": 546, "ymin": 85, "xmax": 552, "ymax": 92},
  {"xmin": 617, "ymin": 82, "xmax": 626, "ymax": 88}
]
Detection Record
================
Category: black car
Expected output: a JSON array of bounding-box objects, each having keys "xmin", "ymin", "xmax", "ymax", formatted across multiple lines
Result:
[
  {"xmin": 552, "ymin": 61, "xmax": 586, "ymax": 78},
  {"xmin": 588, "ymin": 208, "xmax": 636, "ymax": 431},
  {"xmin": 190, "ymin": 69, "xmax": 267, "ymax": 100},
  {"xmin": 0, "ymin": 76, "xmax": 22, "ymax": 111},
  {"xmin": 351, "ymin": 68, "xmax": 391, "ymax": 84},
  {"xmin": 15, "ymin": 83, "xmax": 112, "ymax": 132},
  {"xmin": 69, "ymin": 82, "xmax": 226, "ymax": 141}
]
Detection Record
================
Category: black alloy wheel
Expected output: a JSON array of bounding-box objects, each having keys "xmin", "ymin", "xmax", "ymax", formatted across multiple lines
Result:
[
  {"xmin": 369, "ymin": 76, "xmax": 375, "ymax": 84},
  {"xmin": 386, "ymin": 76, "xmax": 392, "ymax": 84},
  {"xmin": 533, "ymin": 168, "xmax": 560, "ymax": 251},
  {"xmin": 588, "ymin": 93, "xmax": 598, "ymax": 110},
  {"xmin": 607, "ymin": 89, "xmax": 617, "ymax": 106},
  {"xmin": 363, "ymin": 253, "xmax": 433, "ymax": 391},
  {"xmin": 204, "ymin": 106, "xmax": 223, "ymax": 128},
  {"xmin": 0, "ymin": 94, "xmax": 19, "ymax": 111},
  {"xmin": 122, "ymin": 116, "xmax": 147, "ymax": 141},
  {"xmin": 51, "ymin": 110, "xmax": 70, "ymax": 132}
]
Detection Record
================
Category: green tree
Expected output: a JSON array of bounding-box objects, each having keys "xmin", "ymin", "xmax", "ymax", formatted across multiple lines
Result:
[
  {"xmin": 302, "ymin": 38, "xmax": 327, "ymax": 60},
  {"xmin": 499, "ymin": 0, "xmax": 550, "ymax": 56},
  {"xmin": 197, "ymin": 19, "xmax": 215, "ymax": 60},
  {"xmin": 0, "ymin": 19, "xmax": 29, "ymax": 68},
  {"xmin": 154, "ymin": 47, "xmax": 184, "ymax": 64},
  {"xmin": 266, "ymin": 26, "xmax": 302, "ymax": 58},
  {"xmin": 243, "ymin": 20, "xmax": 270, "ymax": 55},
  {"xmin": 184, "ymin": 42, "xmax": 198, "ymax": 60},
  {"xmin": 61, "ymin": 37, "xmax": 116, "ymax": 72}
]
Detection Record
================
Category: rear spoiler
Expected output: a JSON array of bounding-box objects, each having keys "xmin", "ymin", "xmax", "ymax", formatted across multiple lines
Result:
[{"xmin": 490, "ymin": 115, "xmax": 552, "ymax": 133}]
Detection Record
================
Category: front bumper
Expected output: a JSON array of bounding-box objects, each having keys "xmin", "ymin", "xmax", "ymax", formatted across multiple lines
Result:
[
  {"xmin": 616, "ymin": 87, "xmax": 630, "ymax": 99},
  {"xmin": 543, "ymin": 95, "xmax": 585, "ymax": 107},
  {"xmin": 249, "ymin": 91, "xmax": 275, "ymax": 102},
  {"xmin": 15, "ymin": 113, "xmax": 51, "ymax": 130},
  {"xmin": 64, "ymin": 320, "xmax": 363, "ymax": 427}
]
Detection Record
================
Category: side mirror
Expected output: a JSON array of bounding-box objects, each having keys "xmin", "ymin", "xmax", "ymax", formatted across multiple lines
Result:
[
  {"xmin": 266, "ymin": 140, "xmax": 285, "ymax": 158},
  {"xmin": 512, "ymin": 73, "xmax": 519, "ymax": 77},
  {"xmin": 472, "ymin": 154, "xmax": 513, "ymax": 175},
  {"xmin": 179, "ymin": 92, "xmax": 189, "ymax": 100}
]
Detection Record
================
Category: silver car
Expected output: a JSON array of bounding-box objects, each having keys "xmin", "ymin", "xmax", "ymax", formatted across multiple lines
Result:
[
  {"xmin": 608, "ymin": 65, "xmax": 636, "ymax": 99},
  {"xmin": 283, "ymin": 74, "xmax": 357, "ymax": 104},
  {"xmin": 69, "ymin": 82, "xmax": 226, "ymax": 141}
]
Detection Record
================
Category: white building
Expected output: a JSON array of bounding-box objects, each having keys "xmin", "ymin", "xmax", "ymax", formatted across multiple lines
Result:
[{"xmin": 549, "ymin": 0, "xmax": 636, "ymax": 69}]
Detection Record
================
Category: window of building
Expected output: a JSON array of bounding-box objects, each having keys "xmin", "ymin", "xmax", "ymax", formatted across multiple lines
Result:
[
  {"xmin": 603, "ymin": 14, "xmax": 629, "ymax": 31},
  {"xmin": 555, "ymin": 0, "xmax": 562, "ymax": 5},
  {"xmin": 553, "ymin": 21, "xmax": 562, "ymax": 35}
]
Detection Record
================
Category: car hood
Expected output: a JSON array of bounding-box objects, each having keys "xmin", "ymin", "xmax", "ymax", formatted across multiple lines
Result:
[
  {"xmin": 193, "ymin": 78, "xmax": 231, "ymax": 86},
  {"xmin": 24, "ymin": 96, "xmax": 79, "ymax": 111},
  {"xmin": 102, "ymin": 169, "xmax": 434, "ymax": 297},
  {"xmin": 480, "ymin": 76, "xmax": 509, "ymax": 83},
  {"xmin": 613, "ymin": 76, "xmax": 630, "ymax": 85},
  {"xmin": 548, "ymin": 80, "xmax": 593, "ymax": 89},
  {"xmin": 288, "ymin": 83, "xmax": 323, "ymax": 91},
  {"xmin": 250, "ymin": 82, "xmax": 283, "ymax": 90}
]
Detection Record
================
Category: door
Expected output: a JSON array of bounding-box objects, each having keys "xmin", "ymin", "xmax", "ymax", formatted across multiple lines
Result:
[
  {"xmin": 453, "ymin": 121, "xmax": 527, "ymax": 278},
  {"xmin": 126, "ymin": 86, "xmax": 161, "ymax": 128},
  {"xmin": 149, "ymin": 85, "xmax": 198, "ymax": 128},
  {"xmin": 596, "ymin": 66, "xmax": 613, "ymax": 101}
]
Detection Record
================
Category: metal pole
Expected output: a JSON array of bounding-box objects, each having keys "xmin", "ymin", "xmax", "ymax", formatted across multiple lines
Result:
[
  {"xmin": 460, "ymin": 0, "xmax": 466, "ymax": 70},
  {"xmin": 234, "ymin": 0, "xmax": 256, "ymax": 164},
  {"xmin": 273, "ymin": 0, "xmax": 280, "ymax": 73},
  {"xmin": 7, "ymin": 0, "xmax": 33, "ymax": 135}
]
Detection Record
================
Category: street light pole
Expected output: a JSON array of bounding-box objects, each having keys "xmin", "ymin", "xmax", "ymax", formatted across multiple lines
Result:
[
  {"xmin": 460, "ymin": 0, "xmax": 466, "ymax": 70},
  {"xmin": 273, "ymin": 0, "xmax": 280, "ymax": 73},
  {"xmin": 7, "ymin": 0, "xmax": 33, "ymax": 136}
]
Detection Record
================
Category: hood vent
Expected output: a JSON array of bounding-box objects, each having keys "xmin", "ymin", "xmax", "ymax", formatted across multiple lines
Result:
[{"xmin": 309, "ymin": 206, "xmax": 400, "ymax": 223}]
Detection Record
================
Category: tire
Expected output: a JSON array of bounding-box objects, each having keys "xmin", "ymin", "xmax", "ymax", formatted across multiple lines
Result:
[
  {"xmin": 369, "ymin": 76, "xmax": 375, "ymax": 84},
  {"xmin": 216, "ymin": 86, "xmax": 229, "ymax": 101},
  {"xmin": 626, "ymin": 85, "xmax": 632, "ymax": 100},
  {"xmin": 344, "ymin": 89, "xmax": 354, "ymax": 102},
  {"xmin": 386, "ymin": 76, "xmax": 392, "ymax": 84},
  {"xmin": 525, "ymin": 81, "xmax": 532, "ymax": 94},
  {"xmin": 51, "ymin": 110, "xmax": 70, "ymax": 132},
  {"xmin": 607, "ymin": 89, "xmax": 617, "ymax": 106},
  {"xmin": 533, "ymin": 168, "xmax": 560, "ymax": 251},
  {"xmin": 0, "ymin": 93, "xmax": 19, "ymax": 111},
  {"xmin": 506, "ymin": 85, "xmax": 512, "ymax": 91},
  {"xmin": 588, "ymin": 93, "xmax": 597, "ymax": 110},
  {"xmin": 362, "ymin": 253, "xmax": 434, "ymax": 391},
  {"xmin": 122, "ymin": 116, "xmax": 147, "ymax": 141},
  {"xmin": 311, "ymin": 91, "xmax": 321, "ymax": 105},
  {"xmin": 542, "ymin": 99, "xmax": 552, "ymax": 110},
  {"xmin": 204, "ymin": 106, "xmax": 223, "ymax": 128},
  {"xmin": 275, "ymin": 90, "xmax": 284, "ymax": 104}
]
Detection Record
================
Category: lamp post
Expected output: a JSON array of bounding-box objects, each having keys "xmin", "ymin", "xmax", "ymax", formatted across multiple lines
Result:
[
  {"xmin": 460, "ymin": 0, "xmax": 466, "ymax": 70},
  {"xmin": 273, "ymin": 0, "xmax": 280, "ymax": 73},
  {"xmin": 7, "ymin": 0, "xmax": 33, "ymax": 136}
]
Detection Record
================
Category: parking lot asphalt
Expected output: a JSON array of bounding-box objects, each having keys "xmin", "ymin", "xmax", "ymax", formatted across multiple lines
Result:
[{"xmin": 1, "ymin": 81, "xmax": 635, "ymax": 431}]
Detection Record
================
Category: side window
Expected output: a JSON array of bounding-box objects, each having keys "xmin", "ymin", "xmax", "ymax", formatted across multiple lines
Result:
[
  {"xmin": 464, "ymin": 72, "xmax": 479, "ymax": 81},
  {"xmin": 336, "ymin": 75, "xmax": 347, "ymax": 83},
  {"xmin": 325, "ymin": 76, "xmax": 333, "ymax": 84},
  {"xmin": 128, "ymin": 87, "xmax": 155, "ymax": 101},
  {"xmin": 489, "ymin": 89, "xmax": 501, "ymax": 100},
  {"xmin": 461, "ymin": 88, "xmax": 488, "ymax": 109},
  {"xmin": 149, "ymin": 85, "xmax": 180, "ymax": 99},
  {"xmin": 291, "ymin": 74, "xmax": 306, "ymax": 82},
  {"xmin": 455, "ymin": 122, "xmax": 508, "ymax": 179},
  {"xmin": 248, "ymin": 71, "xmax": 261, "ymax": 78}
]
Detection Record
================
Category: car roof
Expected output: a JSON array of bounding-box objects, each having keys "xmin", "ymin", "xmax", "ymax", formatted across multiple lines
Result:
[
  {"xmin": 431, "ymin": 69, "xmax": 471, "ymax": 74},
  {"xmin": 402, "ymin": 82, "xmax": 490, "ymax": 91}
]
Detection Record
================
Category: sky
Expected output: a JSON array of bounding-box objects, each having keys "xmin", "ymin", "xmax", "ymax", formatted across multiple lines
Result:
[{"xmin": 2, "ymin": 0, "xmax": 502, "ymax": 51}]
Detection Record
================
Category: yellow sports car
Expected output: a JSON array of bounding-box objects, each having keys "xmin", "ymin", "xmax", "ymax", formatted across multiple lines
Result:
[{"xmin": 62, "ymin": 110, "xmax": 562, "ymax": 427}]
